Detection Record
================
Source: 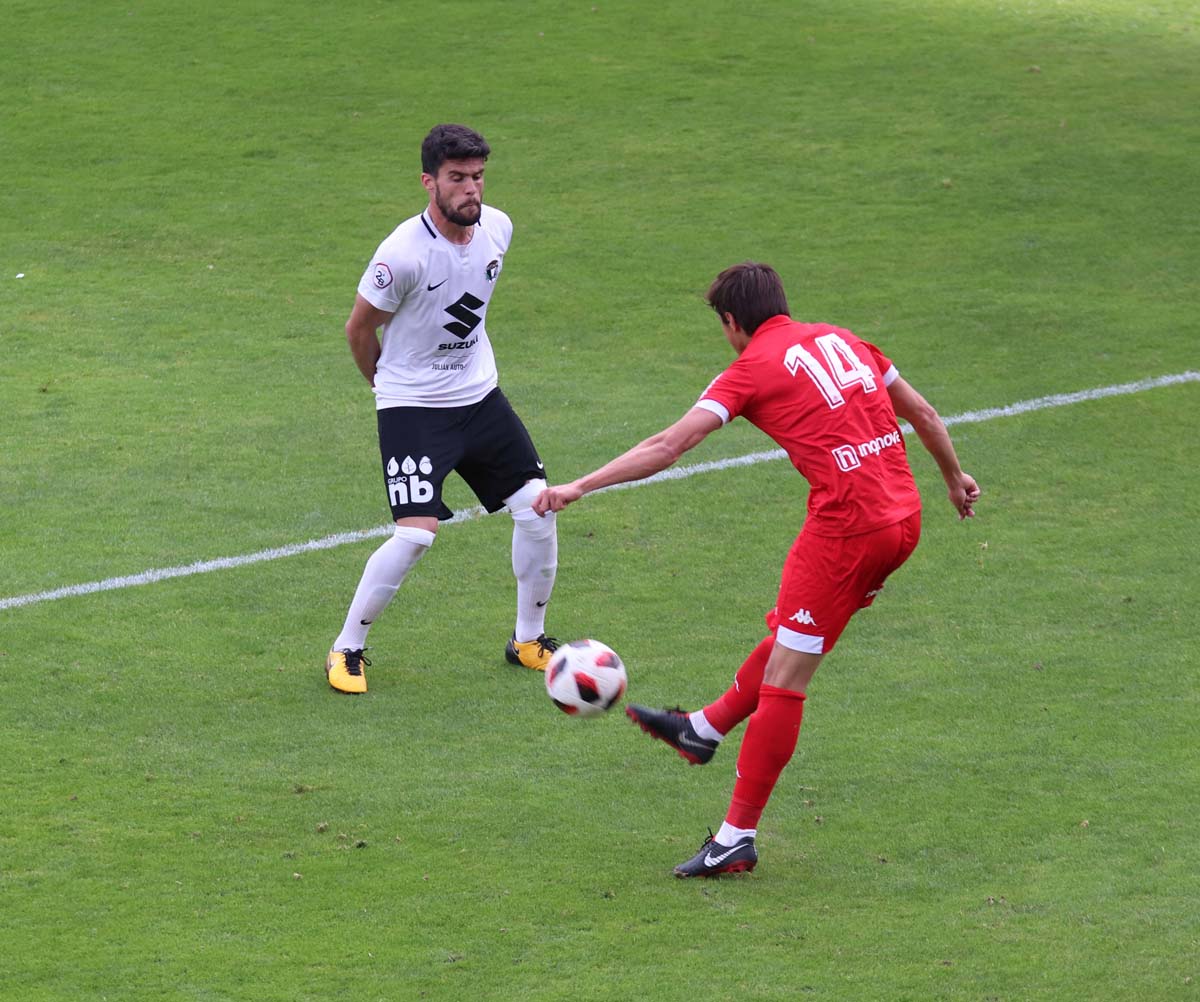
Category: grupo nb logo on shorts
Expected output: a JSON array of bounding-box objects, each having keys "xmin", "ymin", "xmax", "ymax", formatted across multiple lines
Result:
[{"xmin": 386, "ymin": 455, "xmax": 434, "ymax": 506}]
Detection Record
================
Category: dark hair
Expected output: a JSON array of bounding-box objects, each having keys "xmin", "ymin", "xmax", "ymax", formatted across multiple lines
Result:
[
  {"xmin": 421, "ymin": 124, "xmax": 491, "ymax": 175},
  {"xmin": 705, "ymin": 262, "xmax": 790, "ymax": 336}
]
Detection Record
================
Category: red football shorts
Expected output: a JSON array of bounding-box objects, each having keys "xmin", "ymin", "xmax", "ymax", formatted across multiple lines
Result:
[{"xmin": 766, "ymin": 510, "xmax": 921, "ymax": 655}]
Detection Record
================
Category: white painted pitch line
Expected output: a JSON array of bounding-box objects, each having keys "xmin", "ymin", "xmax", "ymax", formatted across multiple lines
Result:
[{"xmin": 2, "ymin": 370, "xmax": 1196, "ymax": 612}]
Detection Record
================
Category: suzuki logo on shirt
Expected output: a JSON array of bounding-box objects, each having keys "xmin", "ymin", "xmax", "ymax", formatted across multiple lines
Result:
[
  {"xmin": 789, "ymin": 609, "xmax": 817, "ymax": 626},
  {"xmin": 443, "ymin": 293, "xmax": 485, "ymax": 337}
]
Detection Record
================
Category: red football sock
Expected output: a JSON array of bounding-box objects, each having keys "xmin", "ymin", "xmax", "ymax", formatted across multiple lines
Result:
[
  {"xmin": 702, "ymin": 635, "xmax": 773, "ymax": 736},
  {"xmin": 726, "ymin": 685, "xmax": 807, "ymax": 830}
]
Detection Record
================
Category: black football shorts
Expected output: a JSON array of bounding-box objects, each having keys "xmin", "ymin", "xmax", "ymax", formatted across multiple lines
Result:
[{"xmin": 375, "ymin": 388, "xmax": 546, "ymax": 521}]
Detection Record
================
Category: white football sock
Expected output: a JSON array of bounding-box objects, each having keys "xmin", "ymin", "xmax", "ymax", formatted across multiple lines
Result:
[
  {"xmin": 332, "ymin": 525, "xmax": 435, "ymax": 651},
  {"xmin": 511, "ymin": 510, "xmax": 557, "ymax": 640},
  {"xmin": 506, "ymin": 480, "xmax": 557, "ymax": 641},
  {"xmin": 690, "ymin": 710, "xmax": 725, "ymax": 742},
  {"xmin": 716, "ymin": 821, "xmax": 757, "ymax": 845}
]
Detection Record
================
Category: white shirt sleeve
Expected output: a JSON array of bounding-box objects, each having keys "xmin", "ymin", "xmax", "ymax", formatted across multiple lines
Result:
[
  {"xmin": 358, "ymin": 233, "xmax": 420, "ymax": 313},
  {"xmin": 695, "ymin": 398, "xmax": 731, "ymax": 425}
]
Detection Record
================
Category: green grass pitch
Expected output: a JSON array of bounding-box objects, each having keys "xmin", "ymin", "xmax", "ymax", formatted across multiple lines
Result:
[{"xmin": 2, "ymin": 1, "xmax": 1198, "ymax": 999}]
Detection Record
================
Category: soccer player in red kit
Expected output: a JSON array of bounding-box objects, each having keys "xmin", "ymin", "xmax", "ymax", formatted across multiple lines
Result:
[{"xmin": 533, "ymin": 262, "xmax": 979, "ymax": 877}]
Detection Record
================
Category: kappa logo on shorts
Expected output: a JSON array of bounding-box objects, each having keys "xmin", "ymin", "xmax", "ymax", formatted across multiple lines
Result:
[
  {"xmin": 386, "ymin": 455, "xmax": 435, "ymax": 507},
  {"xmin": 788, "ymin": 608, "xmax": 817, "ymax": 626},
  {"xmin": 372, "ymin": 263, "xmax": 393, "ymax": 290}
]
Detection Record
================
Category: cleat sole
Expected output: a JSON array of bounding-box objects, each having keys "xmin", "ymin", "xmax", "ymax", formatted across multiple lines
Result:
[
  {"xmin": 625, "ymin": 706, "xmax": 706, "ymax": 765},
  {"xmin": 674, "ymin": 859, "xmax": 757, "ymax": 878}
]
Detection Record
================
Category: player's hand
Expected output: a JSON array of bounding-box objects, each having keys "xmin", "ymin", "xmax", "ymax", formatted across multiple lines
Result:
[
  {"xmin": 533, "ymin": 483, "xmax": 584, "ymax": 516},
  {"xmin": 949, "ymin": 473, "xmax": 981, "ymax": 520}
]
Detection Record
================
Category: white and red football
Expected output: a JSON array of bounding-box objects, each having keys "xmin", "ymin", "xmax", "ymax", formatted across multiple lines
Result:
[{"xmin": 545, "ymin": 639, "xmax": 628, "ymax": 717}]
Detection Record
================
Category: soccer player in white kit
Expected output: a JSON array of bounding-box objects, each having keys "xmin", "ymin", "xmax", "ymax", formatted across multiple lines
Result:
[{"xmin": 325, "ymin": 124, "xmax": 560, "ymax": 693}]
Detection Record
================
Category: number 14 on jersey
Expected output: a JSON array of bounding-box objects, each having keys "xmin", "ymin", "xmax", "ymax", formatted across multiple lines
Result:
[{"xmin": 783, "ymin": 332, "xmax": 878, "ymax": 409}]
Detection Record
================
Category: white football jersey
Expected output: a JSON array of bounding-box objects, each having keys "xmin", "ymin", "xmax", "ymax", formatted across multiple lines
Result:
[{"xmin": 357, "ymin": 204, "xmax": 513, "ymax": 408}]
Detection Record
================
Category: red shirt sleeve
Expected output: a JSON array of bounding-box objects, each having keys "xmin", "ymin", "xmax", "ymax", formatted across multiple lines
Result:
[
  {"xmin": 698, "ymin": 359, "xmax": 757, "ymax": 423},
  {"xmin": 859, "ymin": 339, "xmax": 899, "ymax": 384}
]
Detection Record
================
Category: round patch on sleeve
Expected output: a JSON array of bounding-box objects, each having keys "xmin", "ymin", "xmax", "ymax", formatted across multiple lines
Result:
[{"xmin": 372, "ymin": 263, "xmax": 393, "ymax": 289}]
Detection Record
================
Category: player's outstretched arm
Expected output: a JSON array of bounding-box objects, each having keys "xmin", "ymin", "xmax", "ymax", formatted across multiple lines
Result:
[
  {"xmin": 887, "ymin": 376, "xmax": 980, "ymax": 520},
  {"xmin": 533, "ymin": 407, "xmax": 722, "ymax": 516}
]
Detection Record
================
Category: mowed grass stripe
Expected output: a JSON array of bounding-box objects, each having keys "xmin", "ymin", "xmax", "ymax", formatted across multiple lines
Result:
[{"xmin": 3, "ymin": 370, "xmax": 1195, "ymax": 612}]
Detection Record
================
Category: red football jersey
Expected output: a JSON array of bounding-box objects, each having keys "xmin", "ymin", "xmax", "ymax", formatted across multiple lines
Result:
[{"xmin": 698, "ymin": 315, "xmax": 922, "ymax": 537}]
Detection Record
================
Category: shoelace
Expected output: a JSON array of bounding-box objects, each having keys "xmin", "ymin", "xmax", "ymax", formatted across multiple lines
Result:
[
  {"xmin": 698, "ymin": 827, "xmax": 717, "ymax": 851},
  {"xmin": 536, "ymin": 635, "xmax": 560, "ymax": 656},
  {"xmin": 340, "ymin": 649, "xmax": 372, "ymax": 676}
]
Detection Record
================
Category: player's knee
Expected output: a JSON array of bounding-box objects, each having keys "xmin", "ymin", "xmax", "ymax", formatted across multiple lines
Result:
[
  {"xmin": 506, "ymin": 479, "xmax": 554, "ymax": 530},
  {"xmin": 513, "ymin": 509, "xmax": 556, "ymax": 542},
  {"xmin": 392, "ymin": 524, "xmax": 437, "ymax": 549}
]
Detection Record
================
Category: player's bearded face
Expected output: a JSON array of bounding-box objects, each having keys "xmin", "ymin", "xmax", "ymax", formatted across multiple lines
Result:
[
  {"xmin": 435, "ymin": 181, "xmax": 482, "ymax": 227},
  {"xmin": 427, "ymin": 158, "xmax": 487, "ymax": 229},
  {"xmin": 426, "ymin": 158, "xmax": 486, "ymax": 229}
]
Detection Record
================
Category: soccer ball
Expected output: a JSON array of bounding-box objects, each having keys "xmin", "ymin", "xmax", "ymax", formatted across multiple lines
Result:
[{"xmin": 545, "ymin": 639, "xmax": 628, "ymax": 717}]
